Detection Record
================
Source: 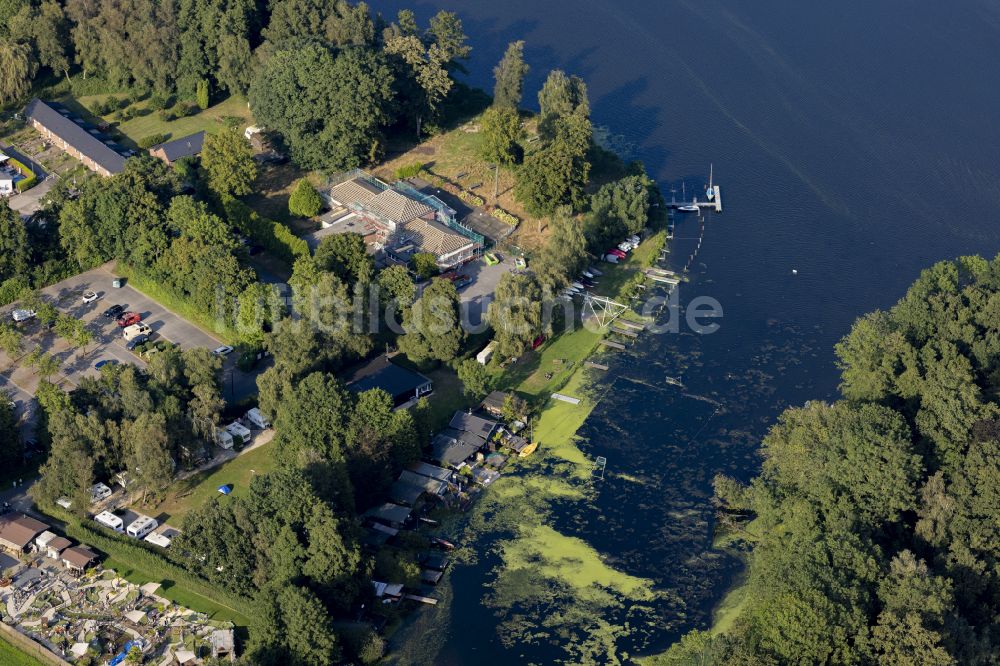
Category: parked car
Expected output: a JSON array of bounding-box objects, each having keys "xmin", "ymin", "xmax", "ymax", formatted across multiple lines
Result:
[
  {"xmin": 94, "ymin": 359, "xmax": 118, "ymax": 370},
  {"xmin": 82, "ymin": 290, "xmax": 99, "ymax": 304},
  {"xmin": 125, "ymin": 334, "xmax": 149, "ymax": 350},
  {"xmin": 213, "ymin": 345, "xmax": 234, "ymax": 356},
  {"xmin": 484, "ymin": 252, "xmax": 500, "ymax": 265},
  {"xmin": 608, "ymin": 248, "xmax": 627, "ymax": 259},
  {"xmin": 617, "ymin": 242, "xmax": 634, "ymax": 252},
  {"xmin": 116, "ymin": 312, "xmax": 141, "ymax": 327},
  {"xmin": 103, "ymin": 304, "xmax": 125, "ymax": 319},
  {"xmin": 11, "ymin": 309, "xmax": 36, "ymax": 322}
]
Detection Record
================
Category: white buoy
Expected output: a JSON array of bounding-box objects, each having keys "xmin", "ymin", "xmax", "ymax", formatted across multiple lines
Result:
[{"xmin": 792, "ymin": 269, "xmax": 798, "ymax": 275}]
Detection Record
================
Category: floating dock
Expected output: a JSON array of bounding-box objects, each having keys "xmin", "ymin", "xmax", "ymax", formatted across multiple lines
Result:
[
  {"xmin": 665, "ymin": 185, "xmax": 722, "ymax": 213},
  {"xmin": 599, "ymin": 340, "xmax": 626, "ymax": 350},
  {"xmin": 617, "ymin": 321, "xmax": 645, "ymax": 331},
  {"xmin": 585, "ymin": 361, "xmax": 609, "ymax": 370}
]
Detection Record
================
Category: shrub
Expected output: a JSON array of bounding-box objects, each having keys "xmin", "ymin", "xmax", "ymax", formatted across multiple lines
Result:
[
  {"xmin": 492, "ymin": 207, "xmax": 520, "ymax": 227},
  {"xmin": 157, "ymin": 109, "xmax": 177, "ymax": 122},
  {"xmin": 288, "ymin": 179, "xmax": 323, "ymax": 218},
  {"xmin": 137, "ymin": 133, "xmax": 169, "ymax": 150},
  {"xmin": 0, "ymin": 276, "xmax": 30, "ymax": 307},
  {"xmin": 394, "ymin": 162, "xmax": 424, "ymax": 180},
  {"xmin": 147, "ymin": 92, "xmax": 174, "ymax": 111},
  {"xmin": 458, "ymin": 189, "xmax": 485, "ymax": 207}
]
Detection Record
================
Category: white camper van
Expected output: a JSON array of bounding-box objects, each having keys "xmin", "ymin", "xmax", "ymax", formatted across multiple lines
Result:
[
  {"xmin": 95, "ymin": 511, "xmax": 124, "ymax": 532},
  {"xmin": 225, "ymin": 422, "xmax": 252, "ymax": 447},
  {"xmin": 126, "ymin": 515, "xmax": 158, "ymax": 539},
  {"xmin": 215, "ymin": 428, "xmax": 234, "ymax": 450},
  {"xmin": 244, "ymin": 407, "xmax": 270, "ymax": 430},
  {"xmin": 90, "ymin": 482, "xmax": 113, "ymax": 504}
]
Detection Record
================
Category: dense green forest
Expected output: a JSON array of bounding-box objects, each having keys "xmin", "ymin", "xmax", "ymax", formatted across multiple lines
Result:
[{"xmin": 664, "ymin": 255, "xmax": 1000, "ymax": 665}]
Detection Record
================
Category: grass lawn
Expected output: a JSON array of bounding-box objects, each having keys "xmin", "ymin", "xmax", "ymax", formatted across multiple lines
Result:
[
  {"xmin": 102, "ymin": 555, "xmax": 254, "ymax": 627},
  {"xmin": 69, "ymin": 94, "xmax": 253, "ymax": 149},
  {"xmin": 419, "ymin": 365, "xmax": 472, "ymax": 432},
  {"xmin": 145, "ymin": 442, "xmax": 276, "ymax": 524},
  {"xmin": 0, "ymin": 640, "xmax": 46, "ymax": 666}
]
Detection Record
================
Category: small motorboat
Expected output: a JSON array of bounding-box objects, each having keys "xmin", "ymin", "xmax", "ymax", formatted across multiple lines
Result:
[{"xmin": 678, "ymin": 204, "xmax": 699, "ymax": 213}]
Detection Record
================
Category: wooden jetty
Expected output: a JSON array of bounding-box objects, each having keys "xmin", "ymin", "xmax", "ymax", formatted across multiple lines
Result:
[
  {"xmin": 645, "ymin": 272, "xmax": 680, "ymax": 285},
  {"xmin": 599, "ymin": 339, "xmax": 626, "ymax": 350},
  {"xmin": 585, "ymin": 361, "xmax": 609, "ymax": 370},
  {"xmin": 611, "ymin": 325, "xmax": 639, "ymax": 338},
  {"xmin": 617, "ymin": 320, "xmax": 645, "ymax": 331},
  {"xmin": 403, "ymin": 594, "xmax": 438, "ymax": 605}
]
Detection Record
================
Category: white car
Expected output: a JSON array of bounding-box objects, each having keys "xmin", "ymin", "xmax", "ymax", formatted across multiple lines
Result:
[
  {"xmin": 82, "ymin": 290, "xmax": 99, "ymax": 304},
  {"xmin": 213, "ymin": 345, "xmax": 234, "ymax": 356},
  {"xmin": 11, "ymin": 309, "xmax": 36, "ymax": 322}
]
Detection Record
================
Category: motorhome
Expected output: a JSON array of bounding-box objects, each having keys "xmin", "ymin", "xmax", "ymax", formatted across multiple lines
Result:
[
  {"xmin": 144, "ymin": 532, "xmax": 172, "ymax": 548},
  {"xmin": 215, "ymin": 428, "xmax": 234, "ymax": 450},
  {"xmin": 90, "ymin": 482, "xmax": 112, "ymax": 503},
  {"xmin": 244, "ymin": 407, "xmax": 270, "ymax": 430},
  {"xmin": 126, "ymin": 515, "xmax": 158, "ymax": 539},
  {"xmin": 122, "ymin": 323, "xmax": 152, "ymax": 341},
  {"xmin": 225, "ymin": 421, "xmax": 252, "ymax": 447},
  {"xmin": 94, "ymin": 511, "xmax": 124, "ymax": 532}
]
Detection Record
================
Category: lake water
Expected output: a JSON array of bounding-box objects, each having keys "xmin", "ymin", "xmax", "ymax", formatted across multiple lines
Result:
[{"xmin": 378, "ymin": 0, "xmax": 1000, "ymax": 662}]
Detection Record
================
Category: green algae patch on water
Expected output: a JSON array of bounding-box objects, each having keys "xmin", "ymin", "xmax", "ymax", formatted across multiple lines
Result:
[{"xmin": 500, "ymin": 523, "xmax": 657, "ymax": 602}]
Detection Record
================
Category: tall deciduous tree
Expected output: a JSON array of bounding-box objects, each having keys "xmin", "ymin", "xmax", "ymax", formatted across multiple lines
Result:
[
  {"xmin": 487, "ymin": 272, "xmax": 544, "ymax": 358},
  {"xmin": 0, "ymin": 201, "xmax": 29, "ymax": 281},
  {"xmin": 479, "ymin": 106, "xmax": 524, "ymax": 166},
  {"xmin": 202, "ymin": 128, "xmax": 257, "ymax": 197},
  {"xmin": 250, "ymin": 44, "xmax": 394, "ymax": 170},
  {"xmin": 0, "ymin": 40, "xmax": 35, "ymax": 104},
  {"xmin": 399, "ymin": 277, "xmax": 465, "ymax": 364},
  {"xmin": 493, "ymin": 40, "xmax": 529, "ymax": 109},
  {"xmin": 123, "ymin": 412, "xmax": 174, "ymax": 503}
]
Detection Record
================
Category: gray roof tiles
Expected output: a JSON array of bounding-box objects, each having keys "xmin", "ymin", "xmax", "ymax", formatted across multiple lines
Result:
[{"xmin": 25, "ymin": 99, "xmax": 126, "ymax": 175}]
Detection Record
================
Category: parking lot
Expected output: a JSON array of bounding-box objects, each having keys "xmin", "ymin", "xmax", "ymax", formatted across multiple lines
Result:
[
  {"xmin": 0, "ymin": 263, "xmax": 240, "ymax": 398},
  {"xmin": 456, "ymin": 255, "xmax": 515, "ymax": 327}
]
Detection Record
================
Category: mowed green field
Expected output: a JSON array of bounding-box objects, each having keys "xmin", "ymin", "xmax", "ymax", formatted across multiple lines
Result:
[
  {"xmin": 146, "ymin": 441, "xmax": 276, "ymax": 524},
  {"xmin": 74, "ymin": 94, "xmax": 253, "ymax": 148},
  {"xmin": 0, "ymin": 639, "xmax": 46, "ymax": 666}
]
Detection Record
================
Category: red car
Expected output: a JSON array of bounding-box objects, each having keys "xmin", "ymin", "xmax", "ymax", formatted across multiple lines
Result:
[
  {"xmin": 116, "ymin": 312, "xmax": 141, "ymax": 328},
  {"xmin": 608, "ymin": 248, "xmax": 627, "ymax": 259}
]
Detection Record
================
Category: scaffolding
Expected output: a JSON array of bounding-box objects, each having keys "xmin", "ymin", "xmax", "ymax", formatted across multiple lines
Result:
[{"xmin": 583, "ymin": 295, "xmax": 628, "ymax": 329}]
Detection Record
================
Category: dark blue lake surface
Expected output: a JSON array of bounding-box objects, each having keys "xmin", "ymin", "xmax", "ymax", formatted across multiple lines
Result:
[{"xmin": 378, "ymin": 0, "xmax": 1000, "ymax": 661}]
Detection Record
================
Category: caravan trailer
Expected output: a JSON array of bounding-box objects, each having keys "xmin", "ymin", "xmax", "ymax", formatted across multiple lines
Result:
[
  {"xmin": 225, "ymin": 422, "xmax": 252, "ymax": 447},
  {"xmin": 126, "ymin": 515, "xmax": 158, "ymax": 539},
  {"xmin": 244, "ymin": 408, "xmax": 271, "ymax": 430},
  {"xmin": 94, "ymin": 511, "xmax": 124, "ymax": 532}
]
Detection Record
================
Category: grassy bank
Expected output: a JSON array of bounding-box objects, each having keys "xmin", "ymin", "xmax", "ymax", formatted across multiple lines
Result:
[{"xmin": 0, "ymin": 639, "xmax": 47, "ymax": 666}]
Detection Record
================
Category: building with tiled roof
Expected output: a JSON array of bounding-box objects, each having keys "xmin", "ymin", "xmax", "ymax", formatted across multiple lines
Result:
[
  {"xmin": 24, "ymin": 99, "xmax": 127, "ymax": 176},
  {"xmin": 326, "ymin": 171, "xmax": 481, "ymax": 269}
]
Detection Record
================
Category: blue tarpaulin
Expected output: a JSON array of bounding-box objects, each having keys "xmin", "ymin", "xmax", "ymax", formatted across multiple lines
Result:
[
  {"xmin": 218, "ymin": 484, "xmax": 233, "ymax": 495},
  {"xmin": 109, "ymin": 640, "xmax": 136, "ymax": 666}
]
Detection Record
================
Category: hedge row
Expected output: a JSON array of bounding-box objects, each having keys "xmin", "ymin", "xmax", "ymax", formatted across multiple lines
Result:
[
  {"xmin": 60, "ymin": 515, "xmax": 259, "ymax": 624},
  {"xmin": 223, "ymin": 197, "xmax": 309, "ymax": 266},
  {"xmin": 9, "ymin": 157, "xmax": 37, "ymax": 192}
]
